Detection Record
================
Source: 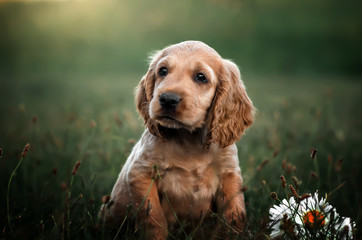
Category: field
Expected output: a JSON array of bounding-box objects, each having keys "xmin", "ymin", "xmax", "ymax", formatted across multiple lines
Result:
[{"xmin": 0, "ymin": 0, "xmax": 361, "ymax": 239}]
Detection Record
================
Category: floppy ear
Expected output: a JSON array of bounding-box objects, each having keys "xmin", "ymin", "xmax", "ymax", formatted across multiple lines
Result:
[
  {"xmin": 135, "ymin": 51, "xmax": 163, "ymax": 137},
  {"xmin": 206, "ymin": 60, "xmax": 255, "ymax": 148}
]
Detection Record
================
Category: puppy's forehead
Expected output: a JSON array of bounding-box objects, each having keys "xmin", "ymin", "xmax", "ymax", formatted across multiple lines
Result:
[
  {"xmin": 154, "ymin": 42, "xmax": 222, "ymax": 75},
  {"xmin": 163, "ymin": 41, "xmax": 221, "ymax": 59}
]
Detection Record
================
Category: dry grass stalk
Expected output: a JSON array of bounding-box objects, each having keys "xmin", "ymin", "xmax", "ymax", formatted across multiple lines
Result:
[
  {"xmin": 21, "ymin": 143, "xmax": 30, "ymax": 157},
  {"xmin": 241, "ymin": 186, "xmax": 248, "ymax": 193},
  {"xmin": 336, "ymin": 158, "xmax": 343, "ymax": 172},
  {"xmin": 289, "ymin": 185, "xmax": 298, "ymax": 199},
  {"xmin": 257, "ymin": 159, "xmax": 269, "ymax": 171},
  {"xmin": 90, "ymin": 120, "xmax": 97, "ymax": 128},
  {"xmin": 8, "ymin": 143, "xmax": 31, "ymax": 232},
  {"xmin": 281, "ymin": 159, "xmax": 287, "ymax": 170},
  {"xmin": 327, "ymin": 154, "xmax": 333, "ymax": 165},
  {"xmin": 310, "ymin": 171, "xmax": 318, "ymax": 179},
  {"xmin": 310, "ymin": 148, "xmax": 317, "ymax": 159},
  {"xmin": 273, "ymin": 150, "xmax": 279, "ymax": 158},
  {"xmin": 270, "ymin": 192, "xmax": 278, "ymax": 200},
  {"xmin": 280, "ymin": 175, "xmax": 287, "ymax": 188},
  {"xmin": 291, "ymin": 176, "xmax": 300, "ymax": 190},
  {"xmin": 299, "ymin": 193, "xmax": 311, "ymax": 201},
  {"xmin": 72, "ymin": 161, "xmax": 81, "ymax": 176}
]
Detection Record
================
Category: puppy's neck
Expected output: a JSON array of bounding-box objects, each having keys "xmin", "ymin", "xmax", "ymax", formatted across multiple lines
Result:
[{"xmin": 157, "ymin": 126, "xmax": 207, "ymax": 147}]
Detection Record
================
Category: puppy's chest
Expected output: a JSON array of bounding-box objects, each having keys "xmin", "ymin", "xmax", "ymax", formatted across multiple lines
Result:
[{"xmin": 157, "ymin": 160, "xmax": 219, "ymax": 202}]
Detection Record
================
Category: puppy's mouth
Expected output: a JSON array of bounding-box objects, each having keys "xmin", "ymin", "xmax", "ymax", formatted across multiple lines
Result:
[
  {"xmin": 156, "ymin": 115, "xmax": 185, "ymax": 129},
  {"xmin": 159, "ymin": 115, "xmax": 177, "ymax": 121}
]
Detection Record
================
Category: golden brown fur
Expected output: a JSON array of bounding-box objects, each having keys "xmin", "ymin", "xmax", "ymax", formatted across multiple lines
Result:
[{"xmin": 103, "ymin": 41, "xmax": 255, "ymax": 239}]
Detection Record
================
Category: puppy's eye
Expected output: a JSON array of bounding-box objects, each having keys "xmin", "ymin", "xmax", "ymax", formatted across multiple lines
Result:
[
  {"xmin": 195, "ymin": 73, "xmax": 207, "ymax": 83},
  {"xmin": 159, "ymin": 67, "xmax": 168, "ymax": 77}
]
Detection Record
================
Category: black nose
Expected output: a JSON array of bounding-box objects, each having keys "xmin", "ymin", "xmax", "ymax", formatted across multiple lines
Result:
[{"xmin": 159, "ymin": 92, "xmax": 181, "ymax": 110}]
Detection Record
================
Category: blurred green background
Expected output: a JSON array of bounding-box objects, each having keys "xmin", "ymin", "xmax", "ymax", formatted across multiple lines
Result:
[
  {"xmin": 0, "ymin": 0, "xmax": 361, "ymax": 239},
  {"xmin": 1, "ymin": 0, "xmax": 362, "ymax": 77}
]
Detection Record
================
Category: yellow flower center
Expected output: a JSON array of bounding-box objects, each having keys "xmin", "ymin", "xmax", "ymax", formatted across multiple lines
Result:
[{"xmin": 303, "ymin": 210, "xmax": 325, "ymax": 229}]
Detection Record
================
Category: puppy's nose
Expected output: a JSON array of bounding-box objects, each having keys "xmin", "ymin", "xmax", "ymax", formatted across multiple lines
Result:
[{"xmin": 159, "ymin": 92, "xmax": 181, "ymax": 110}]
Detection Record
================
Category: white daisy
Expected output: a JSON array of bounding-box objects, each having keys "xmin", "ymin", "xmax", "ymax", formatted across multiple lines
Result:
[
  {"xmin": 296, "ymin": 192, "xmax": 355, "ymax": 239},
  {"xmin": 333, "ymin": 216, "xmax": 356, "ymax": 240},
  {"xmin": 269, "ymin": 197, "xmax": 298, "ymax": 238},
  {"xmin": 294, "ymin": 192, "xmax": 333, "ymax": 237},
  {"xmin": 269, "ymin": 191, "xmax": 356, "ymax": 239}
]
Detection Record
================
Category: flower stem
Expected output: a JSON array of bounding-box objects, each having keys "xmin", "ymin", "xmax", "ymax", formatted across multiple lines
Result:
[
  {"xmin": 7, "ymin": 155, "xmax": 26, "ymax": 232},
  {"xmin": 66, "ymin": 174, "xmax": 75, "ymax": 239}
]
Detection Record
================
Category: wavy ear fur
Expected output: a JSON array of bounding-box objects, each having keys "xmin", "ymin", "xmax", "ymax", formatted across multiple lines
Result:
[
  {"xmin": 207, "ymin": 60, "xmax": 255, "ymax": 148},
  {"xmin": 135, "ymin": 51, "xmax": 163, "ymax": 137}
]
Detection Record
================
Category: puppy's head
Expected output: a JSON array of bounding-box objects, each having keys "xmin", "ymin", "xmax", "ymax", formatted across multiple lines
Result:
[{"xmin": 136, "ymin": 41, "xmax": 255, "ymax": 147}]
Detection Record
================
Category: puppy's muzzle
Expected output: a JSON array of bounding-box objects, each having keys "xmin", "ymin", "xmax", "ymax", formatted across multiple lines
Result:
[{"xmin": 159, "ymin": 92, "xmax": 181, "ymax": 111}]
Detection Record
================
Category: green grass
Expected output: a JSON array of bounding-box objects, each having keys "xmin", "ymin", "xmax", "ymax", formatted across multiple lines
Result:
[
  {"xmin": 0, "ymin": 0, "xmax": 361, "ymax": 238},
  {"xmin": 0, "ymin": 73, "xmax": 361, "ymax": 239}
]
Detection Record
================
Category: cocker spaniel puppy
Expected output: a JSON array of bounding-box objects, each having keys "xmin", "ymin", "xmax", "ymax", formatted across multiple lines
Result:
[{"xmin": 104, "ymin": 41, "xmax": 255, "ymax": 239}]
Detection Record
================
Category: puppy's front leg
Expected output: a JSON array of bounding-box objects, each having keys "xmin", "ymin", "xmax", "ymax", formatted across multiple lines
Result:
[
  {"xmin": 218, "ymin": 171, "xmax": 246, "ymax": 234},
  {"xmin": 129, "ymin": 173, "xmax": 168, "ymax": 240}
]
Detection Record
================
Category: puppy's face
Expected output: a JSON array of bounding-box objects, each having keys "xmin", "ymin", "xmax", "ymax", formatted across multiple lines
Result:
[
  {"xmin": 137, "ymin": 41, "xmax": 254, "ymax": 147},
  {"xmin": 148, "ymin": 43, "xmax": 222, "ymax": 131}
]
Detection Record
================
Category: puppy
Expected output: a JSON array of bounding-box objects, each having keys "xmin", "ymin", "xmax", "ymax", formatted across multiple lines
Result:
[{"xmin": 103, "ymin": 41, "xmax": 255, "ymax": 239}]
